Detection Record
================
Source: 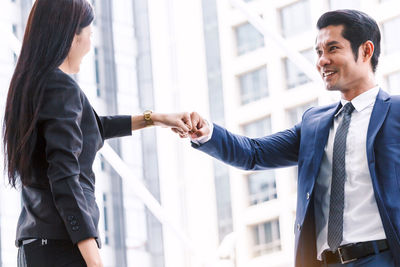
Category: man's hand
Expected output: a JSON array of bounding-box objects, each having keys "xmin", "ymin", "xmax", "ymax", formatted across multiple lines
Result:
[
  {"xmin": 170, "ymin": 111, "xmax": 210, "ymax": 139},
  {"xmin": 188, "ymin": 112, "xmax": 210, "ymax": 139}
]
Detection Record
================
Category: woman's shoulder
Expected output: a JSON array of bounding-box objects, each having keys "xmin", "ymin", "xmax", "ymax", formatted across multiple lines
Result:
[
  {"xmin": 45, "ymin": 68, "xmax": 82, "ymax": 96},
  {"xmin": 41, "ymin": 69, "xmax": 84, "ymax": 106},
  {"xmin": 46, "ymin": 68, "xmax": 80, "ymax": 90}
]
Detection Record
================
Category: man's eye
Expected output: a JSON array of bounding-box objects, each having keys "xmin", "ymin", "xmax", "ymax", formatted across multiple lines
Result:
[{"xmin": 330, "ymin": 46, "xmax": 338, "ymax": 51}]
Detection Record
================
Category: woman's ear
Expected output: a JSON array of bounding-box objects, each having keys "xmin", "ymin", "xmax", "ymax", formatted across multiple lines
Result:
[{"xmin": 71, "ymin": 34, "xmax": 80, "ymax": 47}]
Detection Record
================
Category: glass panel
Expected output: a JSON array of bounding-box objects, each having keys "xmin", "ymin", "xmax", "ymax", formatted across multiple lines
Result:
[
  {"xmin": 252, "ymin": 220, "xmax": 281, "ymax": 256},
  {"xmin": 235, "ymin": 22, "xmax": 264, "ymax": 55},
  {"xmin": 239, "ymin": 66, "xmax": 268, "ymax": 105},
  {"xmin": 248, "ymin": 171, "xmax": 277, "ymax": 205},
  {"xmin": 243, "ymin": 116, "xmax": 272, "ymax": 137},
  {"xmin": 383, "ymin": 16, "xmax": 400, "ymax": 54},
  {"xmin": 94, "ymin": 47, "xmax": 101, "ymax": 97},
  {"xmin": 280, "ymin": 0, "xmax": 312, "ymax": 38},
  {"xmin": 284, "ymin": 49, "xmax": 315, "ymax": 89}
]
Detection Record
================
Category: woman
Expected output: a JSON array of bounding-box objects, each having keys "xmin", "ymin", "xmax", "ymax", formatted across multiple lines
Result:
[{"xmin": 3, "ymin": 0, "xmax": 191, "ymax": 266}]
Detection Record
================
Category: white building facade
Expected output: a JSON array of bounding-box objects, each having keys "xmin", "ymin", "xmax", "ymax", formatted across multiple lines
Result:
[{"xmin": 1, "ymin": 0, "xmax": 400, "ymax": 267}]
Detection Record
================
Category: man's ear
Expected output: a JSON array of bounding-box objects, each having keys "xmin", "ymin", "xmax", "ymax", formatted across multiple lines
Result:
[{"xmin": 361, "ymin": 40, "xmax": 374, "ymax": 61}]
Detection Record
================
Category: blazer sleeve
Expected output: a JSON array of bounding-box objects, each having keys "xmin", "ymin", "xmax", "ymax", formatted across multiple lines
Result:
[
  {"xmin": 98, "ymin": 115, "xmax": 132, "ymax": 139},
  {"xmin": 192, "ymin": 123, "xmax": 300, "ymax": 170},
  {"xmin": 40, "ymin": 75, "xmax": 97, "ymax": 245}
]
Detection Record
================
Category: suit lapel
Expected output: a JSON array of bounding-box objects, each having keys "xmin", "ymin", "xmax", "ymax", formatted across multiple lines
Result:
[
  {"xmin": 366, "ymin": 89, "xmax": 391, "ymax": 165},
  {"xmin": 312, "ymin": 103, "xmax": 341, "ymax": 177}
]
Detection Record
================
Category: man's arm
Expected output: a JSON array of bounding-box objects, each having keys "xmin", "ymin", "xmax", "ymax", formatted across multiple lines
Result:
[{"xmin": 188, "ymin": 112, "xmax": 300, "ymax": 171}]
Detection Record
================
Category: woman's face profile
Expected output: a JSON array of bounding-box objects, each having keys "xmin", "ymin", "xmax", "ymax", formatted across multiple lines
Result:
[{"xmin": 63, "ymin": 24, "xmax": 93, "ymax": 74}]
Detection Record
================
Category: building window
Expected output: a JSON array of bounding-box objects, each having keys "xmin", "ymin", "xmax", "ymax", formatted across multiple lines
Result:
[
  {"xmin": 100, "ymin": 155, "xmax": 106, "ymax": 171},
  {"xmin": 247, "ymin": 171, "xmax": 277, "ymax": 205},
  {"xmin": 284, "ymin": 49, "xmax": 314, "ymax": 89},
  {"xmin": 329, "ymin": 0, "xmax": 361, "ymax": 10},
  {"xmin": 382, "ymin": 16, "xmax": 400, "ymax": 54},
  {"xmin": 252, "ymin": 219, "xmax": 281, "ymax": 257},
  {"xmin": 235, "ymin": 22, "xmax": 264, "ymax": 56},
  {"xmin": 280, "ymin": 0, "xmax": 312, "ymax": 38},
  {"xmin": 12, "ymin": 24, "xmax": 18, "ymax": 64},
  {"xmin": 287, "ymin": 100, "xmax": 318, "ymax": 125},
  {"xmin": 94, "ymin": 47, "xmax": 101, "ymax": 97},
  {"xmin": 239, "ymin": 66, "xmax": 268, "ymax": 105},
  {"xmin": 386, "ymin": 71, "xmax": 400, "ymax": 94},
  {"xmin": 103, "ymin": 193, "xmax": 110, "ymax": 245},
  {"xmin": 243, "ymin": 116, "xmax": 272, "ymax": 137},
  {"xmin": 243, "ymin": 117, "xmax": 275, "ymax": 205}
]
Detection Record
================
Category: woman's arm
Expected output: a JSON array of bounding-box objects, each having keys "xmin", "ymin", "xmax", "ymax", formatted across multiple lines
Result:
[
  {"xmin": 131, "ymin": 112, "xmax": 192, "ymax": 134},
  {"xmin": 78, "ymin": 238, "xmax": 103, "ymax": 267},
  {"xmin": 98, "ymin": 112, "xmax": 192, "ymax": 140}
]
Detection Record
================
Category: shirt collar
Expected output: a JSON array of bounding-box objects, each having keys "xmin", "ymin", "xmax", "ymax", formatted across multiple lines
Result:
[{"xmin": 335, "ymin": 86, "xmax": 380, "ymax": 117}]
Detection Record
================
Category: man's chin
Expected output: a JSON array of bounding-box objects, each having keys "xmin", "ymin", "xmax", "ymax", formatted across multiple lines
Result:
[{"xmin": 325, "ymin": 83, "xmax": 339, "ymax": 91}]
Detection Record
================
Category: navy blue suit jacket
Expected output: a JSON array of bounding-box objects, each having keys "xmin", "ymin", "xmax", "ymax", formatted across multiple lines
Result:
[{"xmin": 193, "ymin": 89, "xmax": 400, "ymax": 266}]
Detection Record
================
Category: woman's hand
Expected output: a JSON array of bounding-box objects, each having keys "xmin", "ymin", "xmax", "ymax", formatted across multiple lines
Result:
[
  {"xmin": 77, "ymin": 238, "xmax": 103, "ymax": 267},
  {"xmin": 152, "ymin": 112, "xmax": 192, "ymax": 136}
]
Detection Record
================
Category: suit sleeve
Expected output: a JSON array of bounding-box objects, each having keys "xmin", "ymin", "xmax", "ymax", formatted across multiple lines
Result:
[
  {"xmin": 99, "ymin": 115, "xmax": 132, "ymax": 139},
  {"xmin": 192, "ymin": 123, "xmax": 301, "ymax": 170},
  {"xmin": 40, "ymin": 77, "xmax": 97, "ymax": 245}
]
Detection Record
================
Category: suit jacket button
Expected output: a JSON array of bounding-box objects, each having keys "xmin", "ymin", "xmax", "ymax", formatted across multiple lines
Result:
[
  {"xmin": 72, "ymin": 226, "xmax": 79, "ymax": 231},
  {"xmin": 306, "ymin": 192, "xmax": 310, "ymax": 200},
  {"xmin": 70, "ymin": 220, "xmax": 78, "ymax": 226}
]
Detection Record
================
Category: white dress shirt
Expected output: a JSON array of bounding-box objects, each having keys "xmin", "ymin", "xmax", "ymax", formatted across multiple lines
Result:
[{"xmin": 314, "ymin": 86, "xmax": 386, "ymax": 259}]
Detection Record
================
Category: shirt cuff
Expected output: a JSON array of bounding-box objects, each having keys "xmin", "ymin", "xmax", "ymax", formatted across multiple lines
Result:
[{"xmin": 190, "ymin": 120, "xmax": 213, "ymax": 145}]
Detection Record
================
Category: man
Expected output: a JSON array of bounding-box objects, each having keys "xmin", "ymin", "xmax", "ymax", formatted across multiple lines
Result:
[{"xmin": 186, "ymin": 10, "xmax": 399, "ymax": 267}]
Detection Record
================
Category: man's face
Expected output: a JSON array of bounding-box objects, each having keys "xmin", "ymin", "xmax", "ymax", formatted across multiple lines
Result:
[{"xmin": 315, "ymin": 25, "xmax": 366, "ymax": 92}]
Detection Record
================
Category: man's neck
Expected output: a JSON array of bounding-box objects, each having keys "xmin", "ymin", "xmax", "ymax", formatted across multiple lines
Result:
[{"xmin": 341, "ymin": 78, "xmax": 376, "ymax": 101}]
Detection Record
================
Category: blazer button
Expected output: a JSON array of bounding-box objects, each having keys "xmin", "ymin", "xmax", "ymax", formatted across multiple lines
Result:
[
  {"xmin": 70, "ymin": 220, "xmax": 78, "ymax": 226},
  {"xmin": 306, "ymin": 192, "xmax": 310, "ymax": 200},
  {"xmin": 72, "ymin": 226, "xmax": 80, "ymax": 232},
  {"xmin": 67, "ymin": 215, "xmax": 75, "ymax": 221}
]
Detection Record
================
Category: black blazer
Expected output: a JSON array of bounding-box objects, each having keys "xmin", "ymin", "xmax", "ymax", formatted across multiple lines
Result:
[{"xmin": 16, "ymin": 68, "xmax": 132, "ymax": 247}]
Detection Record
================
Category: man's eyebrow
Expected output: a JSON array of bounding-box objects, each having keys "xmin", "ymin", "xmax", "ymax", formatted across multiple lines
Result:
[{"xmin": 315, "ymin": 40, "xmax": 340, "ymax": 50}]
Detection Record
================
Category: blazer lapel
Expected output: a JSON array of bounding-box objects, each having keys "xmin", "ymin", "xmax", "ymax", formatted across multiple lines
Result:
[
  {"xmin": 312, "ymin": 103, "xmax": 341, "ymax": 177},
  {"xmin": 366, "ymin": 89, "xmax": 391, "ymax": 166}
]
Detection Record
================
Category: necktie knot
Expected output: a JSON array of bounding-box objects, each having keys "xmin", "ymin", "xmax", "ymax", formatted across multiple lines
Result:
[{"xmin": 342, "ymin": 102, "xmax": 355, "ymax": 115}]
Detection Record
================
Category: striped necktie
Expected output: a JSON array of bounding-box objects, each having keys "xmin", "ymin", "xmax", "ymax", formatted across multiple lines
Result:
[{"xmin": 328, "ymin": 102, "xmax": 355, "ymax": 251}]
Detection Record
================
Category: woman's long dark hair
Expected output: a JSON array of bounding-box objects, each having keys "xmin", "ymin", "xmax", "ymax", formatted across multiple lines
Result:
[{"xmin": 3, "ymin": 0, "xmax": 94, "ymax": 187}]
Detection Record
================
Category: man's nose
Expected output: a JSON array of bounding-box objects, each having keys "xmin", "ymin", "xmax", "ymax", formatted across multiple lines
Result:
[{"xmin": 317, "ymin": 53, "xmax": 330, "ymax": 68}]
